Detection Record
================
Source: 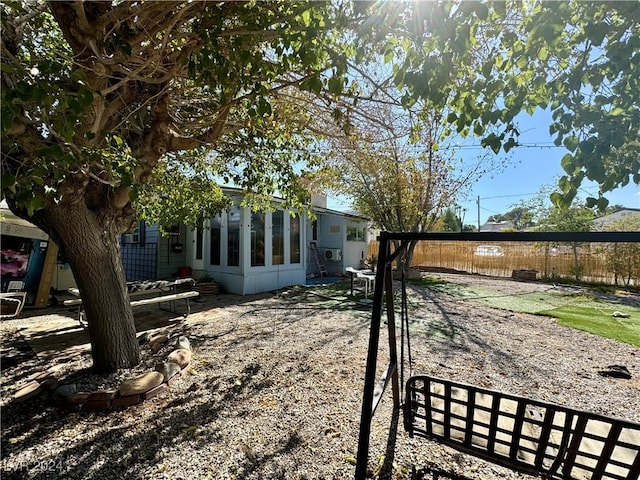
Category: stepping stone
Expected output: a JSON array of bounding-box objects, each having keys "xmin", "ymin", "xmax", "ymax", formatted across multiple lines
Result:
[{"xmin": 119, "ymin": 371, "xmax": 164, "ymax": 396}]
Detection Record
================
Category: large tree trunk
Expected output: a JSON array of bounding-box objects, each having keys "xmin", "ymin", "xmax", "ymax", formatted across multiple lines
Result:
[{"xmin": 34, "ymin": 200, "xmax": 141, "ymax": 373}]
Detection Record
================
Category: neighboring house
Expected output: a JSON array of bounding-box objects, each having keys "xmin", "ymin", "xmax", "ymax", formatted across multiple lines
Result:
[
  {"xmin": 0, "ymin": 200, "xmax": 75, "ymax": 306},
  {"xmin": 591, "ymin": 208, "xmax": 640, "ymax": 231},
  {"xmin": 479, "ymin": 220, "xmax": 516, "ymax": 232},
  {"xmin": 121, "ymin": 188, "xmax": 372, "ymax": 295}
]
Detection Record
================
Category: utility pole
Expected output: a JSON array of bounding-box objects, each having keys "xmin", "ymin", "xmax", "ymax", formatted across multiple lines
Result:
[{"xmin": 477, "ymin": 195, "xmax": 481, "ymax": 231}]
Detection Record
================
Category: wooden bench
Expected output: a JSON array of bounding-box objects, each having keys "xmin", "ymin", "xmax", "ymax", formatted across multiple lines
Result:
[
  {"xmin": 405, "ymin": 375, "xmax": 640, "ymax": 480},
  {"xmin": 63, "ymin": 278, "xmax": 199, "ymax": 327}
]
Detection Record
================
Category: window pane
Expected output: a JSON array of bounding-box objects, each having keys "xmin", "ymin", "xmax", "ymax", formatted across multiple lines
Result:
[
  {"xmin": 347, "ymin": 225, "xmax": 366, "ymax": 242},
  {"xmin": 227, "ymin": 209, "xmax": 240, "ymax": 267},
  {"xmin": 290, "ymin": 216, "xmax": 300, "ymax": 264},
  {"xmin": 272, "ymin": 211, "xmax": 284, "ymax": 265},
  {"xmin": 210, "ymin": 217, "xmax": 221, "ymax": 265},
  {"xmin": 251, "ymin": 212, "xmax": 265, "ymax": 266}
]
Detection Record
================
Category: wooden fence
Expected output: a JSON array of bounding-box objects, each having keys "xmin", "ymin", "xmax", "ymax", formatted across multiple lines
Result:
[{"xmin": 367, "ymin": 240, "xmax": 639, "ymax": 286}]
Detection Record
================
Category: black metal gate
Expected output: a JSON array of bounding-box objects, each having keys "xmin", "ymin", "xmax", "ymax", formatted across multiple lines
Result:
[{"xmin": 120, "ymin": 242, "xmax": 157, "ymax": 281}]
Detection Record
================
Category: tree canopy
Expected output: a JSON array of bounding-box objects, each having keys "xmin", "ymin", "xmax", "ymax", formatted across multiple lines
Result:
[
  {"xmin": 1, "ymin": 1, "xmax": 365, "ymax": 229},
  {"xmin": 1, "ymin": 0, "xmax": 367, "ymax": 371},
  {"xmin": 368, "ymin": 1, "xmax": 640, "ymax": 209},
  {"xmin": 2, "ymin": 0, "xmax": 638, "ymax": 372}
]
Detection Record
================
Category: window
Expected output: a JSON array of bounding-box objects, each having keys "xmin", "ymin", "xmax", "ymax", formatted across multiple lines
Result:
[
  {"xmin": 227, "ymin": 208, "xmax": 240, "ymax": 267},
  {"xmin": 209, "ymin": 217, "xmax": 221, "ymax": 265},
  {"xmin": 272, "ymin": 211, "xmax": 284, "ymax": 265},
  {"xmin": 290, "ymin": 215, "xmax": 300, "ymax": 264},
  {"xmin": 122, "ymin": 220, "xmax": 146, "ymax": 244},
  {"xmin": 251, "ymin": 212, "xmax": 265, "ymax": 266},
  {"xmin": 195, "ymin": 226, "xmax": 203, "ymax": 261},
  {"xmin": 347, "ymin": 225, "xmax": 366, "ymax": 242}
]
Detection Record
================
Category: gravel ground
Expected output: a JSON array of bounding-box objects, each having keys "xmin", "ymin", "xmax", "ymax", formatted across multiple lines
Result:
[{"xmin": 1, "ymin": 274, "xmax": 639, "ymax": 480}]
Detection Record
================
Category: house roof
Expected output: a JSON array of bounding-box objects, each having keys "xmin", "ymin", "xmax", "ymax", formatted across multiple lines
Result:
[
  {"xmin": 218, "ymin": 186, "xmax": 369, "ymax": 221},
  {"xmin": 479, "ymin": 220, "xmax": 516, "ymax": 232},
  {"xmin": 591, "ymin": 208, "xmax": 640, "ymax": 230}
]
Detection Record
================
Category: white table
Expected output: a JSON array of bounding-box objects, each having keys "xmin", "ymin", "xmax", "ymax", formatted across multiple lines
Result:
[{"xmin": 345, "ymin": 267, "xmax": 376, "ymax": 298}]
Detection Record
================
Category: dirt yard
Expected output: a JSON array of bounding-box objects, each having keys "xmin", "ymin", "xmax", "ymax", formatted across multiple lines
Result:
[{"xmin": 1, "ymin": 273, "xmax": 638, "ymax": 479}]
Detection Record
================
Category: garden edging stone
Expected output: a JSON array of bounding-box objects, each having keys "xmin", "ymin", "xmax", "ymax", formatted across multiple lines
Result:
[{"xmin": 12, "ymin": 332, "xmax": 193, "ymax": 412}]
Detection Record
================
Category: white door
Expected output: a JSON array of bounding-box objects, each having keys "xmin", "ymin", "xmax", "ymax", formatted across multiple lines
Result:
[{"xmin": 191, "ymin": 226, "xmax": 204, "ymax": 271}]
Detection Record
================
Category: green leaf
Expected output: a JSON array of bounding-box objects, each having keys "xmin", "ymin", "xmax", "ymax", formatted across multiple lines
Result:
[
  {"xmin": 327, "ymin": 75, "xmax": 344, "ymax": 95},
  {"xmin": 560, "ymin": 153, "xmax": 575, "ymax": 173},
  {"xmin": 537, "ymin": 45, "xmax": 549, "ymax": 61},
  {"xmin": 562, "ymin": 136, "xmax": 579, "ymax": 152},
  {"xmin": 596, "ymin": 197, "xmax": 609, "ymax": 211},
  {"xmin": 1, "ymin": 174, "xmax": 16, "ymax": 194},
  {"xmin": 550, "ymin": 192, "xmax": 564, "ymax": 207},
  {"xmin": 584, "ymin": 22, "xmax": 608, "ymax": 46},
  {"xmin": 473, "ymin": 3, "xmax": 488, "ymax": 20},
  {"xmin": 1, "ymin": 108, "xmax": 14, "ymax": 133},
  {"xmin": 578, "ymin": 140, "xmax": 594, "ymax": 154},
  {"xmin": 301, "ymin": 9, "xmax": 311, "ymax": 27}
]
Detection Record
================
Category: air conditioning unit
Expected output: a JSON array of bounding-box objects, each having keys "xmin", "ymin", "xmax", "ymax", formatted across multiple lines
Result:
[
  {"xmin": 324, "ymin": 248, "xmax": 342, "ymax": 261},
  {"xmin": 123, "ymin": 233, "xmax": 140, "ymax": 244}
]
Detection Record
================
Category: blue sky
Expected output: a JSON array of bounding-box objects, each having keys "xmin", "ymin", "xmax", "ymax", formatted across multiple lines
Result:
[{"xmin": 326, "ymin": 109, "xmax": 640, "ymax": 226}]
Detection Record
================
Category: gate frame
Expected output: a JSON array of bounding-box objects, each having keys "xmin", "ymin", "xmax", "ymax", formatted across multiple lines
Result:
[{"xmin": 354, "ymin": 231, "xmax": 640, "ymax": 480}]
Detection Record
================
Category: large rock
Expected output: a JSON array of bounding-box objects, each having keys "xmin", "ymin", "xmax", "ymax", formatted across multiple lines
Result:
[
  {"xmin": 119, "ymin": 371, "xmax": 164, "ymax": 396},
  {"xmin": 14, "ymin": 380, "xmax": 42, "ymax": 403},
  {"xmin": 155, "ymin": 361, "xmax": 182, "ymax": 382},
  {"xmin": 149, "ymin": 333, "xmax": 169, "ymax": 346},
  {"xmin": 54, "ymin": 384, "xmax": 77, "ymax": 399},
  {"xmin": 176, "ymin": 335, "xmax": 191, "ymax": 351},
  {"xmin": 167, "ymin": 348, "xmax": 191, "ymax": 368}
]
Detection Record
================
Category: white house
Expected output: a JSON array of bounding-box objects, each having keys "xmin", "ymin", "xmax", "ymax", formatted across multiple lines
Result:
[{"xmin": 159, "ymin": 188, "xmax": 372, "ymax": 295}]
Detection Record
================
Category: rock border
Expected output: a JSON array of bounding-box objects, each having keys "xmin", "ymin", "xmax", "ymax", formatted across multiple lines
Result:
[{"xmin": 12, "ymin": 329, "xmax": 193, "ymax": 412}]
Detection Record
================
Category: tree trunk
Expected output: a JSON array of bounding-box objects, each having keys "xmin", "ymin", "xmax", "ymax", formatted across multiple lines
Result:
[{"xmin": 38, "ymin": 201, "xmax": 140, "ymax": 373}]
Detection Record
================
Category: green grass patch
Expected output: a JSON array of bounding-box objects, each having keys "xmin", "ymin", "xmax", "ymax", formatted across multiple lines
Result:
[
  {"xmin": 475, "ymin": 291, "xmax": 592, "ymax": 314},
  {"xmin": 407, "ymin": 277, "xmax": 449, "ymax": 288},
  {"xmin": 537, "ymin": 304, "xmax": 640, "ymax": 347}
]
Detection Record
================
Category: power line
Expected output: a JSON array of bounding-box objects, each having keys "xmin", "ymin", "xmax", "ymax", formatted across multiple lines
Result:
[{"xmin": 480, "ymin": 192, "xmax": 539, "ymax": 200}]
